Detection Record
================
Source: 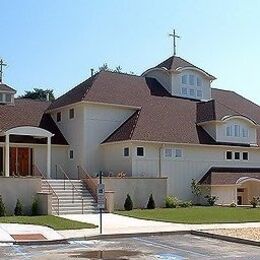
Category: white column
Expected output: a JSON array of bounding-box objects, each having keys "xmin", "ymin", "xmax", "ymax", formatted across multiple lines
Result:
[
  {"xmin": 47, "ymin": 136, "xmax": 51, "ymax": 179},
  {"xmin": 5, "ymin": 134, "xmax": 10, "ymax": 177}
]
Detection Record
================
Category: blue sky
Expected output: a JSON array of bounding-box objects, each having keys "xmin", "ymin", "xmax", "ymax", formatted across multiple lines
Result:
[{"xmin": 1, "ymin": 0, "xmax": 260, "ymax": 103}]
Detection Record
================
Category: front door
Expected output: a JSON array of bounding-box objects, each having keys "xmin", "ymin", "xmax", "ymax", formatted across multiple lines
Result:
[{"xmin": 9, "ymin": 147, "xmax": 31, "ymax": 176}]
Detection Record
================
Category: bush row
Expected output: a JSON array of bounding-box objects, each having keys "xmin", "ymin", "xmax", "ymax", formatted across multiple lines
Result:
[{"xmin": 0, "ymin": 196, "xmax": 39, "ymax": 217}]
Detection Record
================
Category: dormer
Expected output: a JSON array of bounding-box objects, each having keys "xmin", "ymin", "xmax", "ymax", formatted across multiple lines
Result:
[
  {"xmin": 0, "ymin": 83, "xmax": 16, "ymax": 105},
  {"xmin": 142, "ymin": 56, "xmax": 216, "ymax": 101}
]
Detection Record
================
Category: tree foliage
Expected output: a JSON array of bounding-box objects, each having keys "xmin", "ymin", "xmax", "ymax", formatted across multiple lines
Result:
[
  {"xmin": 147, "ymin": 194, "xmax": 155, "ymax": 209},
  {"xmin": 124, "ymin": 194, "xmax": 133, "ymax": 211},
  {"xmin": 20, "ymin": 88, "xmax": 55, "ymax": 101},
  {"xmin": 97, "ymin": 63, "xmax": 135, "ymax": 75}
]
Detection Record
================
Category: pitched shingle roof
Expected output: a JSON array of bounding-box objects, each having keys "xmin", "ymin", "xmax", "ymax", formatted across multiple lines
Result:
[
  {"xmin": 153, "ymin": 56, "xmax": 216, "ymax": 79},
  {"xmin": 0, "ymin": 98, "xmax": 68, "ymax": 145},
  {"xmin": 0, "ymin": 83, "xmax": 16, "ymax": 93},
  {"xmin": 199, "ymin": 167, "xmax": 260, "ymax": 185}
]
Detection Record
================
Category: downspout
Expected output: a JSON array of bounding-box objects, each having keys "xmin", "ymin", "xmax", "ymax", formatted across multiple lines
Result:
[{"xmin": 159, "ymin": 145, "xmax": 163, "ymax": 178}]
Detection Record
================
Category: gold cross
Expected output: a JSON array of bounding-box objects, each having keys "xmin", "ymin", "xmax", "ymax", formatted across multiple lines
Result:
[{"xmin": 169, "ymin": 29, "xmax": 181, "ymax": 56}]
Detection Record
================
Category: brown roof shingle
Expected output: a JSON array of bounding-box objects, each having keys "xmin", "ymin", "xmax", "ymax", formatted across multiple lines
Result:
[
  {"xmin": 199, "ymin": 167, "xmax": 260, "ymax": 185},
  {"xmin": 0, "ymin": 99, "xmax": 68, "ymax": 145}
]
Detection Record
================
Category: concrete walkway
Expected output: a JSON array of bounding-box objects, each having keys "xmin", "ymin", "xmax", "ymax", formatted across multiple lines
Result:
[
  {"xmin": 0, "ymin": 224, "xmax": 64, "ymax": 243},
  {"xmin": 58, "ymin": 213, "xmax": 260, "ymax": 239},
  {"xmin": 0, "ymin": 213, "xmax": 260, "ymax": 243}
]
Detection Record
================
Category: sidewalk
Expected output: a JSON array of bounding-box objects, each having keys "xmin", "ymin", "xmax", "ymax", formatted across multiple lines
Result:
[
  {"xmin": 58, "ymin": 213, "xmax": 260, "ymax": 239},
  {"xmin": 1, "ymin": 213, "xmax": 260, "ymax": 243}
]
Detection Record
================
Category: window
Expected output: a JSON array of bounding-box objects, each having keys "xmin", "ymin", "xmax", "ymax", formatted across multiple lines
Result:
[
  {"xmin": 234, "ymin": 152, "xmax": 240, "ymax": 160},
  {"xmin": 226, "ymin": 151, "xmax": 232, "ymax": 160},
  {"xmin": 234, "ymin": 125, "xmax": 240, "ymax": 137},
  {"xmin": 189, "ymin": 75, "xmax": 195, "ymax": 85},
  {"xmin": 69, "ymin": 108, "xmax": 75, "ymax": 119},
  {"xmin": 242, "ymin": 152, "xmax": 249, "ymax": 160},
  {"xmin": 175, "ymin": 149, "xmax": 182, "ymax": 158},
  {"xmin": 165, "ymin": 148, "xmax": 173, "ymax": 158},
  {"xmin": 56, "ymin": 112, "xmax": 61, "ymax": 122},
  {"xmin": 136, "ymin": 147, "xmax": 144, "ymax": 156},
  {"xmin": 197, "ymin": 77, "xmax": 202, "ymax": 87},
  {"xmin": 181, "ymin": 75, "xmax": 187, "ymax": 84},
  {"xmin": 69, "ymin": 150, "xmax": 74, "ymax": 159},
  {"xmin": 5, "ymin": 94, "xmax": 11, "ymax": 102},
  {"xmin": 189, "ymin": 89, "xmax": 195, "ymax": 97},
  {"xmin": 0, "ymin": 93, "xmax": 3, "ymax": 102},
  {"xmin": 181, "ymin": 87, "xmax": 188, "ymax": 95},
  {"xmin": 242, "ymin": 128, "xmax": 248, "ymax": 138},
  {"xmin": 226, "ymin": 126, "xmax": 232, "ymax": 137},
  {"xmin": 197, "ymin": 90, "xmax": 202, "ymax": 98},
  {"xmin": 124, "ymin": 147, "xmax": 129, "ymax": 157}
]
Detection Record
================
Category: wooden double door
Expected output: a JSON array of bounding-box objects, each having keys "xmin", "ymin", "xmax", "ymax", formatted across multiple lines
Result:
[{"xmin": 10, "ymin": 147, "xmax": 32, "ymax": 176}]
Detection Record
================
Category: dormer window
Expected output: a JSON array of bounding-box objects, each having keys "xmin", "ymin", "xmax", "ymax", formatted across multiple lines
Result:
[
  {"xmin": 0, "ymin": 84, "xmax": 16, "ymax": 105},
  {"xmin": 181, "ymin": 75, "xmax": 187, "ymax": 84},
  {"xmin": 189, "ymin": 75, "xmax": 195, "ymax": 85},
  {"xmin": 197, "ymin": 77, "xmax": 202, "ymax": 87}
]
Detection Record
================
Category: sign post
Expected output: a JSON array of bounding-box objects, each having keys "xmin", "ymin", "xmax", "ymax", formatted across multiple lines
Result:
[{"xmin": 97, "ymin": 171, "xmax": 105, "ymax": 234}]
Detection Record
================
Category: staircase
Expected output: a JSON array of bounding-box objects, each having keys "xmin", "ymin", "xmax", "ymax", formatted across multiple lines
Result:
[{"xmin": 41, "ymin": 179, "xmax": 98, "ymax": 215}]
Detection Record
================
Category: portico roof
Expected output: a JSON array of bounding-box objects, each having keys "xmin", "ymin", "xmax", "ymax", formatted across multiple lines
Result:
[{"xmin": 199, "ymin": 167, "xmax": 260, "ymax": 185}]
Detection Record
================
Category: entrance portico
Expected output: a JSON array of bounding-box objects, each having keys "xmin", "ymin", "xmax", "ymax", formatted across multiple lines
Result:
[{"xmin": 2, "ymin": 126, "xmax": 53, "ymax": 178}]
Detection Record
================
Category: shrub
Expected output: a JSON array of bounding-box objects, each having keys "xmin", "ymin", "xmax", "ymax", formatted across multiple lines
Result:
[
  {"xmin": 165, "ymin": 196, "xmax": 180, "ymax": 208},
  {"xmin": 249, "ymin": 196, "xmax": 260, "ymax": 208},
  {"xmin": 0, "ymin": 196, "xmax": 6, "ymax": 217},
  {"xmin": 147, "ymin": 194, "xmax": 155, "ymax": 209},
  {"xmin": 31, "ymin": 197, "xmax": 39, "ymax": 216},
  {"xmin": 124, "ymin": 194, "xmax": 133, "ymax": 211},
  {"xmin": 205, "ymin": 195, "xmax": 218, "ymax": 206},
  {"xmin": 14, "ymin": 199, "xmax": 23, "ymax": 216},
  {"xmin": 179, "ymin": 201, "xmax": 192, "ymax": 208}
]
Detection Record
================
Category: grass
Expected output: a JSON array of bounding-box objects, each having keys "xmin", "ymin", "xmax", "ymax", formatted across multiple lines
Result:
[
  {"xmin": 116, "ymin": 207, "xmax": 260, "ymax": 224},
  {"xmin": 0, "ymin": 215, "xmax": 97, "ymax": 230}
]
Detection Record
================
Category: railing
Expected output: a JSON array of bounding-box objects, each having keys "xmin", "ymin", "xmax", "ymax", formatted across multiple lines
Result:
[
  {"xmin": 32, "ymin": 165, "xmax": 60, "ymax": 215},
  {"xmin": 77, "ymin": 165, "xmax": 98, "ymax": 202},
  {"xmin": 56, "ymin": 165, "xmax": 84, "ymax": 214}
]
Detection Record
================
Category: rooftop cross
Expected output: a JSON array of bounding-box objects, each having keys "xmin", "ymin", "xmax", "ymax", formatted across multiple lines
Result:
[
  {"xmin": 169, "ymin": 29, "xmax": 180, "ymax": 56},
  {"xmin": 0, "ymin": 59, "xmax": 7, "ymax": 84}
]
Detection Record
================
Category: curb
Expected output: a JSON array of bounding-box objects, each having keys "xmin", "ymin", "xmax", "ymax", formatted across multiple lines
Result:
[
  {"xmin": 68, "ymin": 230, "xmax": 191, "ymax": 241},
  {"xmin": 191, "ymin": 230, "xmax": 260, "ymax": 247},
  {"xmin": 0, "ymin": 238, "xmax": 69, "ymax": 246}
]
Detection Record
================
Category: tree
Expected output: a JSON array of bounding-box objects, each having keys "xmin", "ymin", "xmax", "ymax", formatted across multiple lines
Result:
[
  {"xmin": 96, "ymin": 63, "xmax": 135, "ymax": 75},
  {"xmin": 147, "ymin": 194, "xmax": 155, "ymax": 209},
  {"xmin": 191, "ymin": 179, "xmax": 202, "ymax": 205},
  {"xmin": 20, "ymin": 88, "xmax": 55, "ymax": 101},
  {"xmin": 124, "ymin": 194, "xmax": 133, "ymax": 211}
]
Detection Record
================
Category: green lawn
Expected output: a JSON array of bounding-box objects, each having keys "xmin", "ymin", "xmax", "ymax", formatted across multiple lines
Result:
[
  {"xmin": 117, "ymin": 207, "xmax": 260, "ymax": 224},
  {"xmin": 0, "ymin": 215, "xmax": 97, "ymax": 230}
]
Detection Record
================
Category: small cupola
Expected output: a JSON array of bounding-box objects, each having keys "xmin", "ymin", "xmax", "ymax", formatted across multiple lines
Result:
[
  {"xmin": 0, "ymin": 83, "xmax": 16, "ymax": 105},
  {"xmin": 0, "ymin": 58, "xmax": 16, "ymax": 105}
]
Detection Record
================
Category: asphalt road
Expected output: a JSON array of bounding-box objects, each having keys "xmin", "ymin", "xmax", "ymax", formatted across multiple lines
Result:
[{"xmin": 0, "ymin": 234, "xmax": 260, "ymax": 259}]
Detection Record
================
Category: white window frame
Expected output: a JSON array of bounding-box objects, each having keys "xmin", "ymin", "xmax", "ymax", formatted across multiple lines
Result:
[
  {"xmin": 123, "ymin": 147, "xmax": 130, "ymax": 157},
  {"xmin": 69, "ymin": 108, "xmax": 75, "ymax": 120},
  {"xmin": 181, "ymin": 87, "xmax": 188, "ymax": 95},
  {"xmin": 136, "ymin": 146, "xmax": 145, "ymax": 157},
  {"xmin": 181, "ymin": 75, "xmax": 188, "ymax": 84},
  {"xmin": 189, "ymin": 88, "xmax": 195, "ymax": 97},
  {"xmin": 69, "ymin": 149, "xmax": 74, "ymax": 160},
  {"xmin": 242, "ymin": 128, "xmax": 248, "ymax": 138},
  {"xmin": 164, "ymin": 148, "xmax": 173, "ymax": 158},
  {"xmin": 56, "ymin": 112, "xmax": 62, "ymax": 122},
  {"xmin": 226, "ymin": 126, "xmax": 232, "ymax": 137},
  {"xmin": 197, "ymin": 77, "xmax": 202, "ymax": 87},
  {"xmin": 196, "ymin": 90, "xmax": 202, "ymax": 98},
  {"xmin": 189, "ymin": 75, "xmax": 195, "ymax": 85},
  {"xmin": 234, "ymin": 151, "xmax": 240, "ymax": 160},
  {"xmin": 175, "ymin": 149, "xmax": 183, "ymax": 158},
  {"xmin": 234, "ymin": 125, "xmax": 240, "ymax": 137},
  {"xmin": 242, "ymin": 151, "xmax": 249, "ymax": 161},
  {"xmin": 225, "ymin": 150, "xmax": 232, "ymax": 160}
]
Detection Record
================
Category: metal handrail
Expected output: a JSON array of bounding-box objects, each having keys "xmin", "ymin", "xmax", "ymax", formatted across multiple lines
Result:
[
  {"xmin": 56, "ymin": 165, "xmax": 84, "ymax": 214},
  {"xmin": 32, "ymin": 165, "xmax": 60, "ymax": 215},
  {"xmin": 77, "ymin": 165, "xmax": 98, "ymax": 202}
]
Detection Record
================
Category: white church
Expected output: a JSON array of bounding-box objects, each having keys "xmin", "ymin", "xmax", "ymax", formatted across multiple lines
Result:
[{"xmin": 0, "ymin": 54, "xmax": 259, "ymax": 213}]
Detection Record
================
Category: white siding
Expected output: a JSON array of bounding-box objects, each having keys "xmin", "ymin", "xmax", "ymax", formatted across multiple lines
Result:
[
  {"xmin": 83, "ymin": 103, "xmax": 135, "ymax": 175},
  {"xmin": 216, "ymin": 118, "xmax": 256, "ymax": 145},
  {"xmin": 102, "ymin": 143, "xmax": 132, "ymax": 176},
  {"xmin": 50, "ymin": 104, "xmax": 85, "ymax": 178}
]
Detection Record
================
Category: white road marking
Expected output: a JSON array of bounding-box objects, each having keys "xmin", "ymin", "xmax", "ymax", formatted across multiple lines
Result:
[{"xmin": 133, "ymin": 237, "xmax": 209, "ymax": 258}]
